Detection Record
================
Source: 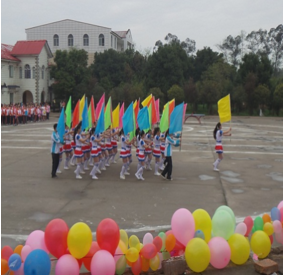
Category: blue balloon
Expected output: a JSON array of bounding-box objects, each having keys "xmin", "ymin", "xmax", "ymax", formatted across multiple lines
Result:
[
  {"xmin": 24, "ymin": 249, "xmax": 51, "ymax": 275},
  {"xmin": 8, "ymin": 253, "xmax": 21, "ymax": 271},
  {"xmin": 271, "ymin": 207, "xmax": 280, "ymax": 221},
  {"xmin": 194, "ymin": 229, "xmax": 205, "ymax": 240}
]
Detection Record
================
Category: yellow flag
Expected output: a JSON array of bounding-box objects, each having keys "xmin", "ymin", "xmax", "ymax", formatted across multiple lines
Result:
[
  {"xmin": 112, "ymin": 103, "xmax": 120, "ymax": 128},
  {"xmin": 133, "ymin": 100, "xmax": 137, "ymax": 109},
  {"xmin": 79, "ymin": 95, "xmax": 85, "ymax": 120},
  {"xmin": 142, "ymin": 94, "xmax": 152, "ymax": 107},
  {"xmin": 218, "ymin": 94, "xmax": 231, "ymax": 123}
]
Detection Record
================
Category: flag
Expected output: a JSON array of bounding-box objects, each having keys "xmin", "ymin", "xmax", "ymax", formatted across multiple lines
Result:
[
  {"xmin": 142, "ymin": 94, "xmax": 152, "ymax": 107},
  {"xmin": 137, "ymin": 106, "xmax": 150, "ymax": 131},
  {"xmin": 122, "ymin": 102, "xmax": 134, "ymax": 135},
  {"xmin": 72, "ymin": 100, "xmax": 80, "ymax": 129},
  {"xmin": 155, "ymin": 98, "xmax": 160, "ymax": 123},
  {"xmin": 218, "ymin": 94, "xmax": 231, "ymax": 123},
  {"xmin": 119, "ymin": 102, "xmax": 124, "ymax": 128},
  {"xmin": 82, "ymin": 98, "xmax": 89, "ymax": 131},
  {"xmin": 95, "ymin": 103, "xmax": 105, "ymax": 134},
  {"xmin": 160, "ymin": 102, "xmax": 169, "ymax": 133},
  {"xmin": 148, "ymin": 96, "xmax": 158, "ymax": 125},
  {"xmin": 79, "ymin": 95, "xmax": 85, "ymax": 120},
  {"xmin": 134, "ymin": 99, "xmax": 140, "ymax": 127},
  {"xmin": 169, "ymin": 102, "xmax": 184, "ymax": 134},
  {"xmin": 90, "ymin": 96, "xmax": 96, "ymax": 123},
  {"xmin": 168, "ymin": 99, "xmax": 175, "ymax": 115},
  {"xmin": 104, "ymin": 97, "xmax": 112, "ymax": 130},
  {"xmin": 65, "ymin": 96, "xmax": 72, "ymax": 128},
  {"xmin": 112, "ymin": 103, "xmax": 120, "ymax": 128},
  {"xmin": 88, "ymin": 105, "xmax": 92, "ymax": 129},
  {"xmin": 183, "ymin": 103, "xmax": 187, "ymax": 123},
  {"xmin": 57, "ymin": 108, "xmax": 65, "ymax": 143},
  {"xmin": 96, "ymin": 93, "xmax": 105, "ymax": 120},
  {"xmin": 147, "ymin": 102, "xmax": 152, "ymax": 131},
  {"xmin": 129, "ymin": 110, "xmax": 136, "ymax": 140}
]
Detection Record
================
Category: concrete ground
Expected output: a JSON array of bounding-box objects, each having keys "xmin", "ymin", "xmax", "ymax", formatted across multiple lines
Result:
[{"xmin": 1, "ymin": 114, "xmax": 283, "ymax": 251}]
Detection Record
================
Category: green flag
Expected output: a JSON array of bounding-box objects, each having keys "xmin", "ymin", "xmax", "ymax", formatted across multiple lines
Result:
[
  {"xmin": 88, "ymin": 105, "xmax": 92, "ymax": 129},
  {"xmin": 129, "ymin": 109, "xmax": 136, "ymax": 140},
  {"xmin": 104, "ymin": 97, "xmax": 112, "ymax": 130},
  {"xmin": 65, "ymin": 96, "xmax": 72, "ymax": 128},
  {"xmin": 160, "ymin": 102, "xmax": 169, "ymax": 132}
]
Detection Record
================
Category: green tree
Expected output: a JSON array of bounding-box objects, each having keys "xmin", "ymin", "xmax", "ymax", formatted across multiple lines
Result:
[
  {"xmin": 167, "ymin": 85, "xmax": 184, "ymax": 105},
  {"xmin": 254, "ymin": 84, "xmax": 270, "ymax": 111},
  {"xmin": 231, "ymin": 85, "xmax": 246, "ymax": 114},
  {"xmin": 148, "ymin": 87, "xmax": 165, "ymax": 110},
  {"xmin": 244, "ymin": 73, "xmax": 258, "ymax": 115},
  {"xmin": 272, "ymin": 83, "xmax": 283, "ymax": 115},
  {"xmin": 183, "ymin": 78, "xmax": 198, "ymax": 112}
]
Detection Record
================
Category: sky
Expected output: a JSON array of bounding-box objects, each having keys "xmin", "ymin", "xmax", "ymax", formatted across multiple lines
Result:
[{"xmin": 1, "ymin": 0, "xmax": 283, "ymax": 54}]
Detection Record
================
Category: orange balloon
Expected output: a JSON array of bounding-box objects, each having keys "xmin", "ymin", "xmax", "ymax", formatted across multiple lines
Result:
[
  {"xmin": 1, "ymin": 259, "xmax": 9, "ymax": 275},
  {"xmin": 126, "ymin": 259, "xmax": 133, "ymax": 267},
  {"xmin": 262, "ymin": 214, "xmax": 271, "ymax": 224},
  {"xmin": 141, "ymin": 256, "xmax": 150, "ymax": 272},
  {"xmin": 13, "ymin": 245, "xmax": 23, "ymax": 262},
  {"xmin": 165, "ymin": 234, "xmax": 176, "ymax": 252}
]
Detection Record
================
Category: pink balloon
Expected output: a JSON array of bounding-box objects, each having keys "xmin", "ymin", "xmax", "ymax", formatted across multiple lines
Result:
[
  {"xmin": 273, "ymin": 220, "xmax": 282, "ymax": 233},
  {"xmin": 280, "ymin": 207, "xmax": 283, "ymax": 223},
  {"xmin": 14, "ymin": 263, "xmax": 24, "ymax": 275},
  {"xmin": 91, "ymin": 250, "xmax": 115, "ymax": 275},
  {"xmin": 235, "ymin": 222, "xmax": 247, "ymax": 236},
  {"xmin": 275, "ymin": 229, "xmax": 283, "ymax": 244},
  {"xmin": 208, "ymin": 237, "xmax": 231, "ymax": 269},
  {"xmin": 143, "ymin": 233, "xmax": 153, "ymax": 245},
  {"xmin": 25, "ymin": 230, "xmax": 49, "ymax": 253},
  {"xmin": 55, "ymin": 254, "xmax": 80, "ymax": 275},
  {"xmin": 21, "ymin": 245, "xmax": 32, "ymax": 261},
  {"xmin": 171, "ymin": 208, "xmax": 195, "ymax": 246},
  {"xmin": 158, "ymin": 253, "xmax": 163, "ymax": 269},
  {"xmin": 114, "ymin": 246, "xmax": 123, "ymax": 263},
  {"xmin": 277, "ymin": 201, "xmax": 283, "ymax": 210}
]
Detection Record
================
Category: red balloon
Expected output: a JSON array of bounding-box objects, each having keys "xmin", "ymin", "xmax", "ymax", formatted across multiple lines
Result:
[
  {"xmin": 131, "ymin": 256, "xmax": 142, "ymax": 275},
  {"xmin": 96, "ymin": 219, "xmax": 120, "ymax": 255},
  {"xmin": 140, "ymin": 244, "xmax": 157, "ymax": 259},
  {"xmin": 173, "ymin": 239, "xmax": 185, "ymax": 252},
  {"xmin": 244, "ymin": 216, "xmax": 254, "ymax": 237},
  {"xmin": 44, "ymin": 219, "xmax": 69, "ymax": 259},
  {"xmin": 82, "ymin": 241, "xmax": 100, "ymax": 271},
  {"xmin": 1, "ymin": 246, "xmax": 13, "ymax": 261},
  {"xmin": 269, "ymin": 235, "xmax": 273, "ymax": 244},
  {"xmin": 153, "ymin": 236, "xmax": 163, "ymax": 252}
]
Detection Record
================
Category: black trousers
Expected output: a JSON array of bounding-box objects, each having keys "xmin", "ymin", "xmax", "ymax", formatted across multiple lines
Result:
[
  {"xmin": 162, "ymin": 156, "xmax": 172, "ymax": 179},
  {"xmin": 47, "ymin": 112, "xmax": 49, "ymax": 120},
  {"xmin": 51, "ymin": 153, "xmax": 60, "ymax": 177}
]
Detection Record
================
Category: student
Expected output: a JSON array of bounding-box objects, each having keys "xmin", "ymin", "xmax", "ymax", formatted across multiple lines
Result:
[
  {"xmin": 51, "ymin": 123, "xmax": 61, "ymax": 178},
  {"xmin": 119, "ymin": 129, "xmax": 132, "ymax": 180},
  {"xmin": 110, "ymin": 128, "xmax": 119, "ymax": 163},
  {"xmin": 160, "ymin": 132, "xmax": 166, "ymax": 170},
  {"xmin": 90, "ymin": 127, "xmax": 103, "ymax": 180},
  {"xmin": 153, "ymin": 127, "xmax": 165, "ymax": 176},
  {"xmin": 213, "ymin": 122, "xmax": 232, "ymax": 171},
  {"xmin": 63, "ymin": 124, "xmax": 72, "ymax": 169},
  {"xmin": 105, "ymin": 127, "xmax": 113, "ymax": 166},
  {"xmin": 144, "ymin": 130, "xmax": 153, "ymax": 170}
]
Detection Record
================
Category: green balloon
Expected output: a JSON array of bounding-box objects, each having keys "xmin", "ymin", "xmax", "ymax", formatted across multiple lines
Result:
[
  {"xmin": 212, "ymin": 210, "xmax": 235, "ymax": 240},
  {"xmin": 254, "ymin": 216, "xmax": 264, "ymax": 231},
  {"xmin": 251, "ymin": 226, "xmax": 256, "ymax": 234},
  {"xmin": 216, "ymin": 205, "xmax": 236, "ymax": 225},
  {"xmin": 115, "ymin": 256, "xmax": 127, "ymax": 275},
  {"xmin": 158, "ymin": 232, "xmax": 166, "ymax": 251},
  {"xmin": 162, "ymin": 251, "xmax": 171, "ymax": 260}
]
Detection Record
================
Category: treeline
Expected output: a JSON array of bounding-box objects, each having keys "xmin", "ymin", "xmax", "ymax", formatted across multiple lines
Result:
[{"xmin": 50, "ymin": 24, "xmax": 283, "ymax": 116}]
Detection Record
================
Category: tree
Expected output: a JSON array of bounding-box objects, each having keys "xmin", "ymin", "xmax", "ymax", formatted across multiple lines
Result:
[
  {"xmin": 231, "ymin": 85, "xmax": 246, "ymax": 114},
  {"xmin": 244, "ymin": 73, "xmax": 258, "ymax": 115},
  {"xmin": 272, "ymin": 83, "xmax": 283, "ymax": 115},
  {"xmin": 268, "ymin": 24, "xmax": 283, "ymax": 73},
  {"xmin": 254, "ymin": 84, "xmax": 270, "ymax": 111},
  {"xmin": 148, "ymin": 87, "xmax": 165, "ymax": 110},
  {"xmin": 246, "ymin": 29, "xmax": 270, "ymax": 56},
  {"xmin": 183, "ymin": 78, "xmax": 198, "ymax": 112},
  {"xmin": 167, "ymin": 85, "xmax": 184, "ymax": 104}
]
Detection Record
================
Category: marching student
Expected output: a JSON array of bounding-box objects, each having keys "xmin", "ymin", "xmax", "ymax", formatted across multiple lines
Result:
[
  {"xmin": 105, "ymin": 127, "xmax": 113, "ymax": 166},
  {"xmin": 81, "ymin": 129, "xmax": 91, "ymax": 171},
  {"xmin": 63, "ymin": 124, "xmax": 72, "ymax": 169},
  {"xmin": 70, "ymin": 125, "xmax": 76, "ymax": 166},
  {"xmin": 51, "ymin": 123, "xmax": 61, "ymax": 178},
  {"xmin": 119, "ymin": 129, "xmax": 132, "ymax": 179},
  {"xmin": 152, "ymin": 127, "xmax": 165, "ymax": 176},
  {"xmin": 99, "ymin": 132, "xmax": 107, "ymax": 171},
  {"xmin": 144, "ymin": 130, "xmax": 153, "ymax": 170},
  {"xmin": 160, "ymin": 132, "xmax": 166, "ymax": 170},
  {"xmin": 213, "ymin": 122, "xmax": 232, "ymax": 171},
  {"xmin": 89, "ymin": 127, "xmax": 103, "ymax": 179},
  {"xmin": 110, "ymin": 128, "xmax": 119, "ymax": 163}
]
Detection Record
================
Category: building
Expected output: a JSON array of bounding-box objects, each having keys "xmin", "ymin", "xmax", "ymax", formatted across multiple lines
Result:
[
  {"xmin": 25, "ymin": 19, "xmax": 134, "ymax": 65},
  {"xmin": 1, "ymin": 40, "xmax": 53, "ymax": 104}
]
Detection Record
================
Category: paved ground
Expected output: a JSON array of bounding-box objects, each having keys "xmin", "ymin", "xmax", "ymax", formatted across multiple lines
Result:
[{"xmin": 1, "ymin": 114, "xmax": 283, "ymax": 248}]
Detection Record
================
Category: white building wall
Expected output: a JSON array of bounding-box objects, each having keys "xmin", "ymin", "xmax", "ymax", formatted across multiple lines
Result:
[{"xmin": 38, "ymin": 47, "xmax": 50, "ymax": 102}]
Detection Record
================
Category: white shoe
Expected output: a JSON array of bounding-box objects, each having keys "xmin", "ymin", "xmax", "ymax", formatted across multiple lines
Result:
[
  {"xmin": 70, "ymin": 162, "xmax": 74, "ymax": 166},
  {"xmin": 92, "ymin": 175, "xmax": 98, "ymax": 180},
  {"xmin": 84, "ymin": 167, "xmax": 89, "ymax": 171},
  {"xmin": 214, "ymin": 168, "xmax": 219, "ymax": 172},
  {"xmin": 135, "ymin": 172, "xmax": 141, "ymax": 180},
  {"xmin": 154, "ymin": 172, "xmax": 161, "ymax": 176},
  {"xmin": 80, "ymin": 170, "xmax": 86, "ymax": 174},
  {"xmin": 101, "ymin": 167, "xmax": 106, "ymax": 171},
  {"xmin": 76, "ymin": 175, "xmax": 82, "ymax": 179},
  {"xmin": 159, "ymin": 167, "xmax": 164, "ymax": 171},
  {"xmin": 120, "ymin": 174, "xmax": 125, "ymax": 180},
  {"xmin": 140, "ymin": 175, "xmax": 145, "ymax": 181},
  {"xmin": 64, "ymin": 167, "xmax": 69, "ymax": 170},
  {"xmin": 105, "ymin": 163, "xmax": 110, "ymax": 167},
  {"xmin": 127, "ymin": 167, "xmax": 130, "ymax": 171},
  {"xmin": 148, "ymin": 166, "xmax": 152, "ymax": 171},
  {"xmin": 124, "ymin": 172, "xmax": 130, "ymax": 175},
  {"xmin": 96, "ymin": 169, "xmax": 101, "ymax": 174},
  {"xmin": 161, "ymin": 174, "xmax": 166, "ymax": 179},
  {"xmin": 56, "ymin": 170, "xmax": 62, "ymax": 174},
  {"xmin": 89, "ymin": 163, "xmax": 94, "ymax": 166},
  {"xmin": 112, "ymin": 160, "xmax": 117, "ymax": 164}
]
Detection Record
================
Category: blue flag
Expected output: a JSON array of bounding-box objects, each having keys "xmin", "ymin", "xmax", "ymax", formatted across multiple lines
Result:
[
  {"xmin": 169, "ymin": 102, "xmax": 184, "ymax": 134},
  {"xmin": 57, "ymin": 108, "xmax": 65, "ymax": 143},
  {"xmin": 122, "ymin": 102, "xmax": 134, "ymax": 135},
  {"xmin": 95, "ymin": 103, "xmax": 105, "ymax": 134},
  {"xmin": 81, "ymin": 98, "xmax": 89, "ymax": 131},
  {"xmin": 137, "ymin": 106, "xmax": 150, "ymax": 131}
]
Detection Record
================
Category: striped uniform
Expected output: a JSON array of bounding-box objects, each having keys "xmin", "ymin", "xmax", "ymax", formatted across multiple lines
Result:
[
  {"xmin": 111, "ymin": 129, "xmax": 118, "ymax": 148},
  {"xmin": 101, "ymin": 136, "xmax": 106, "ymax": 152},
  {"xmin": 90, "ymin": 135, "xmax": 99, "ymax": 157},
  {"xmin": 152, "ymin": 135, "xmax": 161, "ymax": 158},
  {"xmin": 96, "ymin": 133, "xmax": 102, "ymax": 156},
  {"xmin": 106, "ymin": 135, "xmax": 112, "ymax": 150},
  {"xmin": 215, "ymin": 130, "xmax": 223, "ymax": 153},
  {"xmin": 126, "ymin": 134, "xmax": 132, "ymax": 157},
  {"xmin": 120, "ymin": 135, "xmax": 128, "ymax": 159},
  {"xmin": 63, "ymin": 129, "xmax": 72, "ymax": 152},
  {"xmin": 71, "ymin": 128, "xmax": 76, "ymax": 149},
  {"xmin": 82, "ymin": 133, "xmax": 90, "ymax": 153},
  {"xmin": 136, "ymin": 135, "xmax": 139, "ymax": 157},
  {"xmin": 160, "ymin": 133, "xmax": 166, "ymax": 154},
  {"xmin": 74, "ymin": 134, "xmax": 84, "ymax": 158},
  {"xmin": 145, "ymin": 133, "xmax": 152, "ymax": 155},
  {"xmin": 137, "ymin": 139, "xmax": 146, "ymax": 162}
]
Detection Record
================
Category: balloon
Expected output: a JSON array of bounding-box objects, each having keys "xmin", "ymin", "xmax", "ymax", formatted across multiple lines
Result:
[
  {"xmin": 115, "ymin": 255, "xmax": 126, "ymax": 275},
  {"xmin": 235, "ymin": 223, "xmax": 247, "ymax": 236},
  {"xmin": 131, "ymin": 256, "xmax": 142, "ymax": 275},
  {"xmin": 153, "ymin": 236, "xmax": 163, "ymax": 252},
  {"xmin": 277, "ymin": 201, "xmax": 283, "ymax": 210},
  {"xmin": 45, "ymin": 218, "xmax": 69, "ymax": 259},
  {"xmin": 91, "ymin": 250, "xmax": 115, "ymax": 275},
  {"xmin": 269, "ymin": 235, "xmax": 273, "ymax": 244},
  {"xmin": 243, "ymin": 216, "xmax": 253, "ymax": 236},
  {"xmin": 118, "ymin": 240, "xmax": 127, "ymax": 254},
  {"xmin": 251, "ymin": 226, "xmax": 256, "ymax": 234},
  {"xmin": 254, "ymin": 217, "xmax": 264, "ymax": 231},
  {"xmin": 1, "ymin": 246, "xmax": 13, "ymax": 261},
  {"xmin": 228, "ymin": 234, "xmax": 250, "ymax": 265},
  {"xmin": 275, "ymin": 229, "xmax": 283, "ymax": 244},
  {"xmin": 280, "ymin": 207, "xmax": 283, "ymax": 223},
  {"xmin": 185, "ymin": 238, "xmax": 210, "ymax": 273},
  {"xmin": 1, "ymin": 259, "xmax": 9, "ymax": 275},
  {"xmin": 119, "ymin": 230, "xmax": 128, "ymax": 248},
  {"xmin": 251, "ymin": 231, "xmax": 271, "ymax": 259},
  {"xmin": 143, "ymin": 233, "xmax": 153, "ymax": 245},
  {"xmin": 158, "ymin": 252, "xmax": 163, "ymax": 269},
  {"xmin": 192, "ymin": 209, "xmax": 212, "ymax": 243},
  {"xmin": 140, "ymin": 243, "xmax": 157, "ymax": 259},
  {"xmin": 24, "ymin": 249, "xmax": 51, "ymax": 275},
  {"xmin": 129, "ymin": 235, "xmax": 140, "ymax": 251},
  {"xmin": 194, "ymin": 230, "xmax": 205, "ymax": 240},
  {"xmin": 271, "ymin": 207, "xmax": 280, "ymax": 221},
  {"xmin": 126, "ymin": 247, "xmax": 139, "ymax": 263},
  {"xmin": 215, "ymin": 206, "xmax": 235, "ymax": 224},
  {"xmin": 141, "ymin": 256, "xmax": 150, "ymax": 272},
  {"xmin": 158, "ymin": 232, "xmax": 166, "ymax": 251},
  {"xmin": 162, "ymin": 251, "xmax": 171, "ymax": 260},
  {"xmin": 171, "ymin": 208, "xmax": 195, "ymax": 246},
  {"xmin": 165, "ymin": 234, "xmax": 176, "ymax": 252},
  {"xmin": 263, "ymin": 222, "xmax": 274, "ymax": 236},
  {"xmin": 67, "ymin": 222, "xmax": 92, "ymax": 259},
  {"xmin": 262, "ymin": 213, "xmax": 271, "ymax": 224},
  {"xmin": 149, "ymin": 254, "xmax": 160, "ymax": 271},
  {"xmin": 26, "ymin": 230, "xmax": 49, "ymax": 253},
  {"xmin": 55, "ymin": 254, "xmax": 79, "ymax": 275},
  {"xmin": 96, "ymin": 219, "xmax": 120, "ymax": 255},
  {"xmin": 21, "ymin": 245, "xmax": 32, "ymax": 262},
  {"xmin": 212, "ymin": 210, "xmax": 234, "ymax": 240},
  {"xmin": 272, "ymin": 220, "xmax": 282, "ymax": 233},
  {"xmin": 82, "ymin": 241, "xmax": 100, "ymax": 271},
  {"xmin": 13, "ymin": 245, "xmax": 23, "ymax": 261},
  {"xmin": 8, "ymin": 254, "xmax": 21, "ymax": 271},
  {"xmin": 208, "ymin": 237, "xmax": 231, "ymax": 269},
  {"xmin": 14, "ymin": 263, "xmax": 24, "ymax": 275}
]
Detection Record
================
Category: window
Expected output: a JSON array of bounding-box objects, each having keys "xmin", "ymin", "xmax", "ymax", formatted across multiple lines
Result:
[
  {"xmin": 41, "ymin": 66, "xmax": 45, "ymax": 79},
  {"xmin": 83, "ymin": 34, "xmax": 89, "ymax": 46},
  {"xmin": 25, "ymin": 64, "xmax": 31, "ymax": 79},
  {"xmin": 68, "ymin": 34, "xmax": 73, "ymax": 46},
  {"xmin": 53, "ymin": 34, "xmax": 59, "ymax": 46},
  {"xmin": 9, "ymin": 65, "xmax": 14, "ymax": 78},
  {"xmin": 32, "ymin": 67, "xmax": 35, "ymax": 79},
  {"xmin": 19, "ymin": 67, "xmax": 22, "ymax": 79},
  {"xmin": 99, "ymin": 34, "xmax": 104, "ymax": 46}
]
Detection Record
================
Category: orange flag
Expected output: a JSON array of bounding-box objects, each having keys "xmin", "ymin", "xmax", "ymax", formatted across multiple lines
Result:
[{"xmin": 72, "ymin": 100, "xmax": 80, "ymax": 129}]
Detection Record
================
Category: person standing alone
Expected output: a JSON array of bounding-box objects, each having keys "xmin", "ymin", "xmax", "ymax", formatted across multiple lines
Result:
[{"xmin": 51, "ymin": 123, "xmax": 61, "ymax": 178}]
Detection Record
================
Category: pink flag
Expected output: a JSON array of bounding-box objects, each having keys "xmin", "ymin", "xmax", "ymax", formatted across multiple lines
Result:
[
  {"xmin": 155, "ymin": 99, "xmax": 160, "ymax": 123},
  {"xmin": 183, "ymin": 103, "xmax": 187, "ymax": 123},
  {"xmin": 95, "ymin": 93, "xmax": 105, "ymax": 120},
  {"xmin": 119, "ymin": 102, "xmax": 124, "ymax": 128}
]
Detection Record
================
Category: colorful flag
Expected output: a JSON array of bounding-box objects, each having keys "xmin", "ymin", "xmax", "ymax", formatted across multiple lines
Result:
[
  {"xmin": 57, "ymin": 108, "xmax": 65, "ymax": 143},
  {"xmin": 169, "ymin": 102, "xmax": 184, "ymax": 134},
  {"xmin": 148, "ymin": 96, "xmax": 158, "ymax": 125},
  {"xmin": 122, "ymin": 102, "xmax": 134, "ymax": 135},
  {"xmin": 96, "ymin": 93, "xmax": 105, "ymax": 120},
  {"xmin": 95, "ymin": 103, "xmax": 105, "ymax": 134},
  {"xmin": 142, "ymin": 94, "xmax": 152, "ymax": 107},
  {"xmin": 169, "ymin": 99, "xmax": 175, "ymax": 115},
  {"xmin": 112, "ymin": 103, "xmax": 120, "ymax": 128},
  {"xmin": 82, "ymin": 98, "xmax": 89, "ymax": 131},
  {"xmin": 90, "ymin": 96, "xmax": 96, "ymax": 123},
  {"xmin": 160, "ymin": 102, "xmax": 169, "ymax": 133},
  {"xmin": 65, "ymin": 96, "xmax": 72, "ymax": 128},
  {"xmin": 72, "ymin": 100, "xmax": 80, "ymax": 129},
  {"xmin": 104, "ymin": 97, "xmax": 112, "ymax": 130},
  {"xmin": 218, "ymin": 94, "xmax": 231, "ymax": 123},
  {"xmin": 147, "ymin": 102, "xmax": 152, "ymax": 131},
  {"xmin": 155, "ymin": 98, "xmax": 160, "ymax": 123},
  {"xmin": 137, "ymin": 106, "xmax": 150, "ymax": 131},
  {"xmin": 134, "ymin": 99, "xmax": 140, "ymax": 127},
  {"xmin": 88, "ymin": 105, "xmax": 92, "ymax": 129},
  {"xmin": 79, "ymin": 95, "xmax": 85, "ymax": 120},
  {"xmin": 183, "ymin": 103, "xmax": 187, "ymax": 123},
  {"xmin": 119, "ymin": 102, "xmax": 124, "ymax": 128}
]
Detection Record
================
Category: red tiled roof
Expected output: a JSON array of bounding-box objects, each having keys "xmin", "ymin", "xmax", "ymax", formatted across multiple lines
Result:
[
  {"xmin": 1, "ymin": 44, "xmax": 20, "ymax": 61},
  {"xmin": 11, "ymin": 40, "xmax": 47, "ymax": 55}
]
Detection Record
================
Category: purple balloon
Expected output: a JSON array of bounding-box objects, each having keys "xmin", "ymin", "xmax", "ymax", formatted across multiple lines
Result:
[
  {"xmin": 25, "ymin": 230, "xmax": 49, "ymax": 253},
  {"xmin": 91, "ymin": 250, "xmax": 115, "ymax": 275},
  {"xmin": 55, "ymin": 254, "xmax": 79, "ymax": 275},
  {"xmin": 143, "ymin": 233, "xmax": 153, "ymax": 245},
  {"xmin": 208, "ymin": 237, "xmax": 231, "ymax": 269}
]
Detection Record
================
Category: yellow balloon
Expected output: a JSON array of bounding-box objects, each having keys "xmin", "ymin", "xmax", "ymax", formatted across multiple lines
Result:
[
  {"xmin": 118, "ymin": 240, "xmax": 127, "ymax": 254},
  {"xmin": 120, "ymin": 229, "xmax": 128, "ymax": 248},
  {"xmin": 129, "ymin": 235, "xmax": 140, "ymax": 251},
  {"xmin": 149, "ymin": 254, "xmax": 160, "ymax": 271},
  {"xmin": 263, "ymin": 222, "xmax": 274, "ymax": 236},
  {"xmin": 228, "ymin": 233, "xmax": 250, "ymax": 265},
  {"xmin": 251, "ymin": 231, "xmax": 271, "ymax": 259},
  {"xmin": 67, "ymin": 222, "xmax": 92, "ymax": 259},
  {"xmin": 192, "ymin": 209, "xmax": 212, "ymax": 243},
  {"xmin": 126, "ymin": 247, "xmax": 139, "ymax": 263},
  {"xmin": 185, "ymin": 238, "xmax": 210, "ymax": 272}
]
